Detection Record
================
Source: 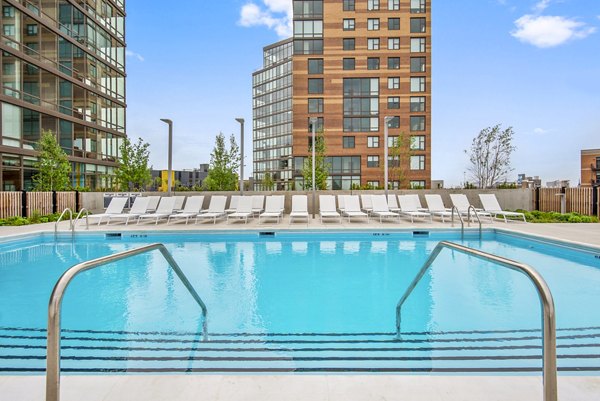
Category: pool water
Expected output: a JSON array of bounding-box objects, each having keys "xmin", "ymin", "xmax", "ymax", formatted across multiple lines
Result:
[{"xmin": 1, "ymin": 230, "xmax": 599, "ymax": 374}]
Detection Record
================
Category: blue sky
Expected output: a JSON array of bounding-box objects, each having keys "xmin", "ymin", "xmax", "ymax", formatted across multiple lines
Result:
[{"xmin": 125, "ymin": 0, "xmax": 600, "ymax": 186}]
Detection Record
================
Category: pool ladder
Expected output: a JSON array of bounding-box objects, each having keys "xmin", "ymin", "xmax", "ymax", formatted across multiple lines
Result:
[
  {"xmin": 395, "ymin": 241, "xmax": 557, "ymax": 401},
  {"xmin": 450, "ymin": 205, "xmax": 482, "ymax": 240},
  {"xmin": 45, "ymin": 243, "xmax": 209, "ymax": 401},
  {"xmin": 54, "ymin": 208, "xmax": 90, "ymax": 237}
]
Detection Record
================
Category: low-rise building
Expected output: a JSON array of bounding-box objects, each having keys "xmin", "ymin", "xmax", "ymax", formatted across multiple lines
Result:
[
  {"xmin": 150, "ymin": 164, "xmax": 209, "ymax": 191},
  {"xmin": 581, "ymin": 149, "xmax": 600, "ymax": 187}
]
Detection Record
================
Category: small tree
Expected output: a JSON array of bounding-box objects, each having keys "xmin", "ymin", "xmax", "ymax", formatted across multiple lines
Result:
[
  {"xmin": 301, "ymin": 130, "xmax": 329, "ymax": 190},
  {"xmin": 203, "ymin": 133, "xmax": 240, "ymax": 191},
  {"xmin": 465, "ymin": 125, "xmax": 516, "ymax": 189},
  {"xmin": 263, "ymin": 171, "xmax": 275, "ymax": 191},
  {"xmin": 32, "ymin": 130, "xmax": 72, "ymax": 191},
  {"xmin": 387, "ymin": 132, "xmax": 413, "ymax": 189},
  {"xmin": 115, "ymin": 137, "xmax": 152, "ymax": 191}
]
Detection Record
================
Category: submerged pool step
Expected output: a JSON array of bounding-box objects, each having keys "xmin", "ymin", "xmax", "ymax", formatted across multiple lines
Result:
[{"xmin": 1, "ymin": 326, "xmax": 600, "ymax": 373}]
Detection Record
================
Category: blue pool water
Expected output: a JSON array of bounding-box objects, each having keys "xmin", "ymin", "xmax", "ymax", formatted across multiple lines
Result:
[{"xmin": 0, "ymin": 230, "xmax": 599, "ymax": 374}]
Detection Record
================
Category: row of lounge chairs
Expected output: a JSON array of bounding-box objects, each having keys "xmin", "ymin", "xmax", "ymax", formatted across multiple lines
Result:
[{"xmin": 88, "ymin": 193, "xmax": 525, "ymax": 226}]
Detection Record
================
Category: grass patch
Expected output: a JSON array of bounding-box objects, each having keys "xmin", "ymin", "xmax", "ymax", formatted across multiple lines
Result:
[{"xmin": 516, "ymin": 210, "xmax": 599, "ymax": 223}]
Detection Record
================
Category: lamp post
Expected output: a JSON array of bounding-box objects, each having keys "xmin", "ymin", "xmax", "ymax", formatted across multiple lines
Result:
[
  {"xmin": 235, "ymin": 118, "xmax": 245, "ymax": 195},
  {"xmin": 160, "ymin": 118, "xmax": 173, "ymax": 196},
  {"xmin": 383, "ymin": 116, "xmax": 394, "ymax": 198},
  {"xmin": 309, "ymin": 117, "xmax": 318, "ymax": 219}
]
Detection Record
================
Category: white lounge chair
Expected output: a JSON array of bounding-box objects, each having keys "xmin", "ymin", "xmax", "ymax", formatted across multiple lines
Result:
[
  {"xmin": 479, "ymin": 194, "xmax": 527, "ymax": 223},
  {"xmin": 173, "ymin": 196, "xmax": 186, "ymax": 212},
  {"xmin": 319, "ymin": 195, "xmax": 342, "ymax": 223},
  {"xmin": 106, "ymin": 197, "xmax": 150, "ymax": 225},
  {"xmin": 337, "ymin": 195, "xmax": 347, "ymax": 214},
  {"xmin": 145, "ymin": 196, "xmax": 161, "ymax": 213},
  {"xmin": 252, "ymin": 195, "xmax": 265, "ymax": 216},
  {"xmin": 371, "ymin": 195, "xmax": 400, "ymax": 223},
  {"xmin": 398, "ymin": 195, "xmax": 432, "ymax": 223},
  {"xmin": 196, "ymin": 196, "xmax": 227, "ymax": 224},
  {"xmin": 168, "ymin": 196, "xmax": 204, "ymax": 224},
  {"xmin": 360, "ymin": 194, "xmax": 373, "ymax": 215},
  {"xmin": 424, "ymin": 194, "xmax": 453, "ymax": 223},
  {"xmin": 449, "ymin": 194, "xmax": 493, "ymax": 223},
  {"xmin": 343, "ymin": 195, "xmax": 369, "ymax": 223},
  {"xmin": 406, "ymin": 194, "xmax": 427, "ymax": 212},
  {"xmin": 227, "ymin": 196, "xmax": 254, "ymax": 224},
  {"xmin": 387, "ymin": 194, "xmax": 401, "ymax": 213},
  {"xmin": 225, "ymin": 195, "xmax": 240, "ymax": 214},
  {"xmin": 289, "ymin": 195, "xmax": 309, "ymax": 223},
  {"xmin": 259, "ymin": 196, "xmax": 284, "ymax": 224},
  {"xmin": 88, "ymin": 197, "xmax": 127, "ymax": 225},
  {"xmin": 137, "ymin": 197, "xmax": 176, "ymax": 225}
]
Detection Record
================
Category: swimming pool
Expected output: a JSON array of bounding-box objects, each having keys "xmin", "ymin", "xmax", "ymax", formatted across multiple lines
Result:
[{"xmin": 1, "ymin": 230, "xmax": 599, "ymax": 374}]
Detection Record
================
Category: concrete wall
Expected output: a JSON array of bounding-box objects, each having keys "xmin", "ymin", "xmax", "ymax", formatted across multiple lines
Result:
[{"xmin": 82, "ymin": 189, "xmax": 533, "ymax": 214}]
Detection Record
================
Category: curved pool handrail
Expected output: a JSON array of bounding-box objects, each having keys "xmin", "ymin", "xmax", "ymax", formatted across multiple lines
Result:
[
  {"xmin": 72, "ymin": 208, "xmax": 90, "ymax": 232},
  {"xmin": 467, "ymin": 205, "xmax": 482, "ymax": 239},
  {"xmin": 54, "ymin": 208, "xmax": 73, "ymax": 236},
  {"xmin": 450, "ymin": 206, "xmax": 464, "ymax": 238},
  {"xmin": 395, "ymin": 241, "xmax": 557, "ymax": 401},
  {"xmin": 46, "ymin": 243, "xmax": 208, "ymax": 401}
]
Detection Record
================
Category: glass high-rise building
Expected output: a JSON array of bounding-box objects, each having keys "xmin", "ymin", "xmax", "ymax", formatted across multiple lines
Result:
[
  {"xmin": 253, "ymin": 0, "xmax": 431, "ymax": 190},
  {"xmin": 0, "ymin": 0, "xmax": 125, "ymax": 191}
]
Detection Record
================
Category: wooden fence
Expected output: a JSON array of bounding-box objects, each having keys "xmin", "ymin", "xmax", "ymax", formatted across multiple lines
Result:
[
  {"xmin": 0, "ymin": 191, "xmax": 81, "ymax": 219},
  {"xmin": 537, "ymin": 187, "xmax": 599, "ymax": 217}
]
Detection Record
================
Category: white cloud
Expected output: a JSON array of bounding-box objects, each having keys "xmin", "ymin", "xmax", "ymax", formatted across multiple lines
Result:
[
  {"xmin": 511, "ymin": 15, "xmax": 596, "ymax": 48},
  {"xmin": 533, "ymin": 0, "xmax": 552, "ymax": 13},
  {"xmin": 125, "ymin": 50, "xmax": 145, "ymax": 62},
  {"xmin": 239, "ymin": 1, "xmax": 292, "ymax": 38},
  {"xmin": 533, "ymin": 128, "xmax": 549, "ymax": 135}
]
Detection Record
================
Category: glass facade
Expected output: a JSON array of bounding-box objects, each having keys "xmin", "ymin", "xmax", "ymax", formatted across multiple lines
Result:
[
  {"xmin": 252, "ymin": 39, "xmax": 294, "ymax": 190},
  {"xmin": 1, "ymin": 0, "xmax": 125, "ymax": 190}
]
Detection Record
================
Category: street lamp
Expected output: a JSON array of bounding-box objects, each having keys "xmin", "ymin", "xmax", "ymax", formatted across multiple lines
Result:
[
  {"xmin": 235, "ymin": 118, "xmax": 245, "ymax": 195},
  {"xmin": 309, "ymin": 117, "xmax": 318, "ymax": 218},
  {"xmin": 160, "ymin": 118, "xmax": 173, "ymax": 196},
  {"xmin": 383, "ymin": 116, "xmax": 394, "ymax": 198}
]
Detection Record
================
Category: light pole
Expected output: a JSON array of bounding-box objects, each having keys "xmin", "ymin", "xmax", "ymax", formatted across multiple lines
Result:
[
  {"xmin": 235, "ymin": 118, "xmax": 245, "ymax": 195},
  {"xmin": 309, "ymin": 117, "xmax": 318, "ymax": 219},
  {"xmin": 383, "ymin": 116, "xmax": 394, "ymax": 198},
  {"xmin": 160, "ymin": 118, "xmax": 173, "ymax": 196}
]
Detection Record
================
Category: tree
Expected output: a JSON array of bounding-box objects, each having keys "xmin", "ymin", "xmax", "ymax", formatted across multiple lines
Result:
[
  {"xmin": 465, "ymin": 125, "xmax": 516, "ymax": 189},
  {"xmin": 387, "ymin": 132, "xmax": 413, "ymax": 189},
  {"xmin": 262, "ymin": 171, "xmax": 275, "ymax": 191},
  {"xmin": 115, "ymin": 137, "xmax": 152, "ymax": 191},
  {"xmin": 203, "ymin": 133, "xmax": 240, "ymax": 191},
  {"xmin": 32, "ymin": 130, "xmax": 72, "ymax": 191},
  {"xmin": 301, "ymin": 130, "xmax": 329, "ymax": 190}
]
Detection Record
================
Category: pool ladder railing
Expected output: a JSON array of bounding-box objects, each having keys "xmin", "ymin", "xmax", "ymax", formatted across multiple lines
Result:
[
  {"xmin": 450, "ymin": 205, "xmax": 482, "ymax": 240},
  {"xmin": 45, "ymin": 243, "xmax": 209, "ymax": 401},
  {"xmin": 395, "ymin": 241, "xmax": 557, "ymax": 401},
  {"xmin": 54, "ymin": 208, "xmax": 90, "ymax": 237}
]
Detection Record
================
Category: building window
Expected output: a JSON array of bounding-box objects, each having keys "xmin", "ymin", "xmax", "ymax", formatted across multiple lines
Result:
[
  {"xmin": 388, "ymin": 38, "xmax": 400, "ymax": 50},
  {"xmin": 26, "ymin": 24, "xmax": 38, "ymax": 36},
  {"xmin": 410, "ymin": 18, "xmax": 427, "ymax": 33},
  {"xmin": 410, "ymin": 57, "xmax": 426, "ymax": 72},
  {"xmin": 388, "ymin": 116, "xmax": 400, "ymax": 128},
  {"xmin": 411, "ymin": 0, "xmax": 426, "ymax": 13},
  {"xmin": 343, "ymin": 58, "xmax": 356, "ymax": 70},
  {"xmin": 388, "ymin": 136, "xmax": 399, "ymax": 148},
  {"xmin": 343, "ymin": 38, "xmax": 355, "ymax": 50},
  {"xmin": 388, "ymin": 77, "xmax": 400, "ymax": 89},
  {"xmin": 295, "ymin": 39, "xmax": 324, "ymax": 55},
  {"xmin": 410, "ymin": 77, "xmax": 426, "ymax": 92},
  {"xmin": 367, "ymin": 18, "xmax": 380, "ymax": 31},
  {"xmin": 387, "ymin": 97, "xmax": 400, "ymax": 109},
  {"xmin": 410, "ymin": 180, "xmax": 426, "ymax": 189},
  {"xmin": 367, "ymin": 0, "xmax": 380, "ymax": 11},
  {"xmin": 388, "ymin": 0, "xmax": 400, "ymax": 10},
  {"xmin": 410, "ymin": 96, "xmax": 425, "ymax": 111},
  {"xmin": 411, "ymin": 37, "xmax": 426, "ymax": 52},
  {"xmin": 388, "ymin": 18, "xmax": 400, "ymax": 30},
  {"xmin": 343, "ymin": 0, "xmax": 355, "ymax": 11},
  {"xmin": 294, "ymin": 1, "xmax": 324, "ymax": 17},
  {"xmin": 411, "ymin": 135, "xmax": 426, "ymax": 150},
  {"xmin": 367, "ymin": 136, "xmax": 379, "ymax": 148},
  {"xmin": 367, "ymin": 38, "xmax": 380, "ymax": 50},
  {"xmin": 367, "ymin": 155, "xmax": 380, "ymax": 168},
  {"xmin": 367, "ymin": 57, "xmax": 380, "ymax": 70},
  {"xmin": 367, "ymin": 181, "xmax": 380, "ymax": 188},
  {"xmin": 3, "ymin": 24, "xmax": 15, "ymax": 36},
  {"xmin": 343, "ymin": 19, "xmax": 355, "ymax": 31},
  {"xmin": 294, "ymin": 20, "xmax": 324, "ymax": 38},
  {"xmin": 410, "ymin": 155, "xmax": 425, "ymax": 170},
  {"xmin": 343, "ymin": 136, "xmax": 355, "ymax": 149},
  {"xmin": 3, "ymin": 6, "xmax": 15, "ymax": 17},
  {"xmin": 308, "ymin": 98, "xmax": 324, "ymax": 113},
  {"xmin": 410, "ymin": 116, "xmax": 425, "ymax": 131},
  {"xmin": 388, "ymin": 155, "xmax": 400, "ymax": 168},
  {"xmin": 308, "ymin": 117, "xmax": 324, "ymax": 133},
  {"xmin": 308, "ymin": 78, "xmax": 324, "ymax": 94},
  {"xmin": 388, "ymin": 57, "xmax": 400, "ymax": 69},
  {"xmin": 343, "ymin": 78, "xmax": 379, "ymax": 133},
  {"xmin": 308, "ymin": 58, "xmax": 324, "ymax": 74}
]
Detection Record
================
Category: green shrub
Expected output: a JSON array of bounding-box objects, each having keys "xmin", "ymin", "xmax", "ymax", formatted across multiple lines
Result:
[{"xmin": 515, "ymin": 210, "xmax": 598, "ymax": 223}]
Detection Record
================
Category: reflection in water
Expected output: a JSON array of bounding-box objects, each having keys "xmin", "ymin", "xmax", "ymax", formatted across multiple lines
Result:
[
  {"xmin": 265, "ymin": 241, "xmax": 282, "ymax": 255},
  {"xmin": 320, "ymin": 241, "xmax": 336, "ymax": 254},
  {"xmin": 343, "ymin": 241, "xmax": 360, "ymax": 254},
  {"xmin": 292, "ymin": 242, "xmax": 308, "ymax": 254},
  {"xmin": 371, "ymin": 241, "xmax": 387, "ymax": 254}
]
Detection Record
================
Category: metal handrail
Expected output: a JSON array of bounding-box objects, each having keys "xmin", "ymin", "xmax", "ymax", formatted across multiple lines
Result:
[
  {"xmin": 450, "ymin": 206, "xmax": 464, "ymax": 238},
  {"xmin": 54, "ymin": 208, "xmax": 73, "ymax": 235},
  {"xmin": 395, "ymin": 241, "xmax": 557, "ymax": 401},
  {"xmin": 72, "ymin": 208, "xmax": 90, "ymax": 232},
  {"xmin": 467, "ymin": 205, "xmax": 482, "ymax": 239},
  {"xmin": 46, "ymin": 243, "xmax": 209, "ymax": 401}
]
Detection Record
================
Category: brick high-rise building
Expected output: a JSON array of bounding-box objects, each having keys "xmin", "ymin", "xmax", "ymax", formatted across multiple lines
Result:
[
  {"xmin": 253, "ymin": 0, "xmax": 431, "ymax": 190},
  {"xmin": 0, "ymin": 0, "xmax": 126, "ymax": 190}
]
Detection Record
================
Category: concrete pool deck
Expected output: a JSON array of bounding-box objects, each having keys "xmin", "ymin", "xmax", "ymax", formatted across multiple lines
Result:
[{"xmin": 0, "ymin": 219, "xmax": 599, "ymax": 401}]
